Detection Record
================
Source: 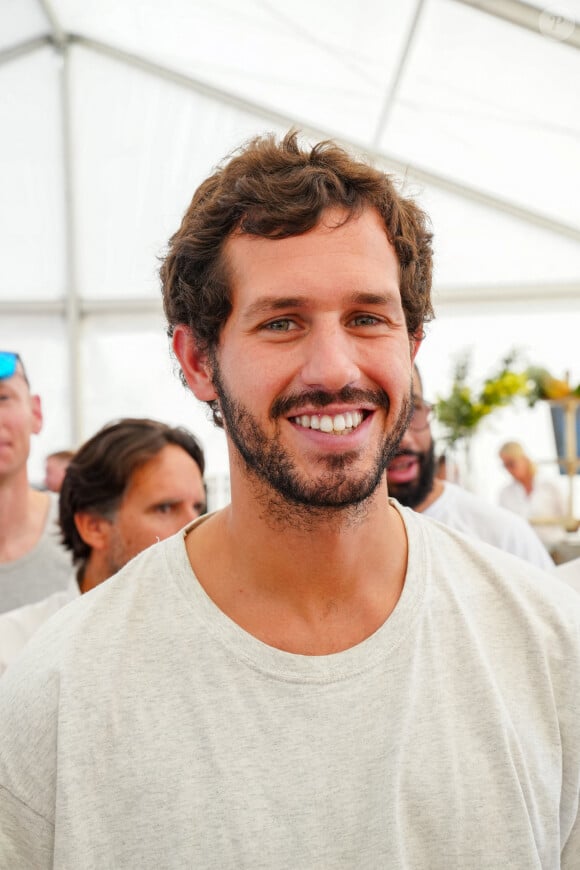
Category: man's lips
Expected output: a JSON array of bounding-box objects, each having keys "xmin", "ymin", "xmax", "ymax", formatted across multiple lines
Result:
[
  {"xmin": 289, "ymin": 409, "xmax": 368, "ymax": 435},
  {"xmin": 387, "ymin": 453, "xmax": 420, "ymax": 484}
]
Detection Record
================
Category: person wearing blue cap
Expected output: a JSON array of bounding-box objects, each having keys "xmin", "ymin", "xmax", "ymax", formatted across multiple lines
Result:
[{"xmin": 0, "ymin": 351, "xmax": 72, "ymax": 612}]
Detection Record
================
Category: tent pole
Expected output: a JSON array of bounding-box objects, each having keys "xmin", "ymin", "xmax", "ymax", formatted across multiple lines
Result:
[{"xmin": 60, "ymin": 40, "xmax": 82, "ymax": 448}]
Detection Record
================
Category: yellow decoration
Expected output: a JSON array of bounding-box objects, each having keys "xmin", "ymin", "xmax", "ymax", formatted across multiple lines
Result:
[{"xmin": 435, "ymin": 352, "xmax": 579, "ymax": 446}]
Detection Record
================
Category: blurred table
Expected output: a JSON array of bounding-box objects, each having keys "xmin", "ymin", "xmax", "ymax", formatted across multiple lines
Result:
[{"xmin": 551, "ymin": 535, "xmax": 580, "ymax": 566}]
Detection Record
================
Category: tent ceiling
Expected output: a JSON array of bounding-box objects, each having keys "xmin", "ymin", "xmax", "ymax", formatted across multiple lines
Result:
[{"xmin": 1, "ymin": 0, "xmax": 578, "ymax": 307}]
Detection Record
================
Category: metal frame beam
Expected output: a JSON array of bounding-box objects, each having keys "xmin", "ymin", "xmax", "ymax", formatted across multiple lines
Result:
[
  {"xmin": 60, "ymin": 40, "xmax": 82, "ymax": 445},
  {"xmin": 34, "ymin": 0, "xmax": 82, "ymax": 444},
  {"xmin": 37, "ymin": 0, "xmax": 66, "ymax": 48},
  {"xmin": 372, "ymin": 0, "xmax": 427, "ymax": 149},
  {"xmin": 435, "ymin": 280, "xmax": 580, "ymax": 305},
  {"xmin": 453, "ymin": 1, "xmax": 580, "ymax": 50},
  {"xmin": 0, "ymin": 36, "xmax": 52, "ymax": 67}
]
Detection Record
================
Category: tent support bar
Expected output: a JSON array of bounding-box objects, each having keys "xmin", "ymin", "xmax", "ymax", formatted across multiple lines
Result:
[
  {"xmin": 0, "ymin": 37, "xmax": 52, "ymax": 66},
  {"xmin": 0, "ymin": 299, "xmax": 162, "ymax": 315},
  {"xmin": 60, "ymin": 41, "xmax": 82, "ymax": 445},
  {"xmin": 37, "ymin": 0, "xmax": 66, "ymax": 48},
  {"xmin": 435, "ymin": 280, "xmax": 580, "ymax": 305},
  {"xmin": 372, "ymin": 0, "xmax": 427, "ymax": 149},
  {"xmin": 453, "ymin": 1, "xmax": 580, "ymax": 51}
]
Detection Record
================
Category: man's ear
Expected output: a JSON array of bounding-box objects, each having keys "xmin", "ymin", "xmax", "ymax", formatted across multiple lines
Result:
[
  {"xmin": 172, "ymin": 325, "xmax": 218, "ymax": 402},
  {"xmin": 30, "ymin": 394, "xmax": 43, "ymax": 435},
  {"xmin": 410, "ymin": 332, "xmax": 423, "ymax": 362},
  {"xmin": 74, "ymin": 512, "xmax": 112, "ymax": 552}
]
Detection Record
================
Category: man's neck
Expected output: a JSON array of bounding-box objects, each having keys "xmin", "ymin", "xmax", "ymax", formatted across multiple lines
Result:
[
  {"xmin": 185, "ymin": 478, "xmax": 408, "ymax": 655},
  {"xmin": 0, "ymin": 474, "xmax": 50, "ymax": 562},
  {"xmin": 79, "ymin": 554, "xmax": 111, "ymax": 594}
]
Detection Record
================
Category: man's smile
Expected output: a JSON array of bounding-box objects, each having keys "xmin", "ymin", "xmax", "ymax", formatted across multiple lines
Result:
[
  {"xmin": 387, "ymin": 452, "xmax": 420, "ymax": 483},
  {"xmin": 290, "ymin": 410, "xmax": 366, "ymax": 434}
]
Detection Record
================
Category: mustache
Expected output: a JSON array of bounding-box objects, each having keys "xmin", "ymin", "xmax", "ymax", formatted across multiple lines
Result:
[{"xmin": 270, "ymin": 386, "xmax": 391, "ymax": 420}]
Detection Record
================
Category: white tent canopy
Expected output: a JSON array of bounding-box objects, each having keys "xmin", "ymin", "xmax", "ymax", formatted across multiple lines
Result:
[{"xmin": 2, "ymin": 0, "xmax": 580, "ymax": 502}]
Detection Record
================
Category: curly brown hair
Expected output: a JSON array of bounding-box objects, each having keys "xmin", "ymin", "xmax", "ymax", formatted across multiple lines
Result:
[{"xmin": 161, "ymin": 129, "xmax": 434, "ymax": 371}]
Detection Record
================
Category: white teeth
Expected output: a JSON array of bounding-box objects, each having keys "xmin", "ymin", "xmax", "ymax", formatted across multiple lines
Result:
[{"xmin": 293, "ymin": 411, "xmax": 365, "ymax": 433}]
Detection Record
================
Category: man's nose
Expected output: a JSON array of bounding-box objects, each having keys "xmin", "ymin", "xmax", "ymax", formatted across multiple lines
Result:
[{"xmin": 299, "ymin": 325, "xmax": 361, "ymax": 392}]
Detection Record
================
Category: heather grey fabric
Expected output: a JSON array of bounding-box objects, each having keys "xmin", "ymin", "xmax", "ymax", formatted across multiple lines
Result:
[{"xmin": 1, "ymin": 504, "xmax": 579, "ymax": 868}]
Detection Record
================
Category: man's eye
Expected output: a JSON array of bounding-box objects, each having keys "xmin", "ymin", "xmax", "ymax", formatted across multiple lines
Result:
[
  {"xmin": 155, "ymin": 503, "xmax": 174, "ymax": 514},
  {"xmin": 350, "ymin": 314, "xmax": 381, "ymax": 327},
  {"xmin": 263, "ymin": 318, "xmax": 296, "ymax": 332}
]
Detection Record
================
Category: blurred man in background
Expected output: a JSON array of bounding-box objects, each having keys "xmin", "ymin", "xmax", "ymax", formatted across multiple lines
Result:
[
  {"xmin": 499, "ymin": 440, "xmax": 566, "ymax": 550},
  {"xmin": 0, "ymin": 417, "xmax": 206, "ymax": 674},
  {"xmin": 44, "ymin": 449, "xmax": 75, "ymax": 493},
  {"xmin": 0, "ymin": 351, "xmax": 72, "ymax": 612},
  {"xmin": 387, "ymin": 365, "xmax": 554, "ymax": 569}
]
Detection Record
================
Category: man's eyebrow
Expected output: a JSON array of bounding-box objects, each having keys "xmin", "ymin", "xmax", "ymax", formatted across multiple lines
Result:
[
  {"xmin": 242, "ymin": 297, "xmax": 307, "ymax": 320},
  {"xmin": 242, "ymin": 291, "xmax": 396, "ymax": 321},
  {"xmin": 348, "ymin": 292, "xmax": 395, "ymax": 307}
]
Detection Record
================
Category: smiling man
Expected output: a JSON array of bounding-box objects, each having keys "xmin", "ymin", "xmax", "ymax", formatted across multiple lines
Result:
[
  {"xmin": 387, "ymin": 365, "xmax": 555, "ymax": 569},
  {"xmin": 1, "ymin": 132, "xmax": 580, "ymax": 868}
]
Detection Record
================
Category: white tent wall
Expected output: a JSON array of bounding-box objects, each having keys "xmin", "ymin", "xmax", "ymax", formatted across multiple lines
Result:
[{"xmin": 1, "ymin": 0, "xmax": 580, "ymax": 512}]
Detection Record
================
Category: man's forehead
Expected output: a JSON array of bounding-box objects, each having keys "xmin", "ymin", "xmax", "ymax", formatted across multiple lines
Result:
[
  {"xmin": 125, "ymin": 446, "xmax": 203, "ymax": 491},
  {"xmin": 0, "ymin": 369, "xmax": 29, "ymax": 392}
]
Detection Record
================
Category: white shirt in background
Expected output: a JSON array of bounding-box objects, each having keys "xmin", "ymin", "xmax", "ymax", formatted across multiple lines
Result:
[
  {"xmin": 499, "ymin": 477, "xmax": 567, "ymax": 548},
  {"xmin": 424, "ymin": 481, "xmax": 554, "ymax": 570},
  {"xmin": 0, "ymin": 576, "xmax": 79, "ymax": 676}
]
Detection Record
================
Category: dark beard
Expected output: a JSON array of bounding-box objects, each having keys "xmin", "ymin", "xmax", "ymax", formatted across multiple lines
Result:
[
  {"xmin": 210, "ymin": 359, "xmax": 412, "ymax": 512},
  {"xmin": 388, "ymin": 441, "xmax": 436, "ymax": 509}
]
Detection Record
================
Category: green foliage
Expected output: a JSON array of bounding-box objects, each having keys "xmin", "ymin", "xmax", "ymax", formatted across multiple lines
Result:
[
  {"xmin": 524, "ymin": 366, "xmax": 574, "ymax": 402},
  {"xmin": 434, "ymin": 351, "xmax": 579, "ymax": 446},
  {"xmin": 434, "ymin": 351, "xmax": 531, "ymax": 446}
]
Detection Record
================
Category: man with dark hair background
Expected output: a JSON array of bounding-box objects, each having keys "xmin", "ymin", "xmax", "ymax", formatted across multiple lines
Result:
[
  {"xmin": 1, "ymin": 132, "xmax": 579, "ymax": 868},
  {"xmin": 43, "ymin": 449, "xmax": 75, "ymax": 494},
  {"xmin": 0, "ymin": 351, "xmax": 72, "ymax": 612},
  {"xmin": 0, "ymin": 417, "xmax": 206, "ymax": 674},
  {"xmin": 387, "ymin": 365, "xmax": 554, "ymax": 569}
]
